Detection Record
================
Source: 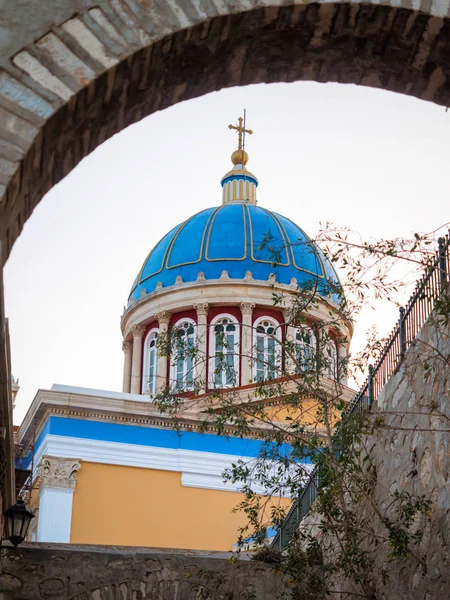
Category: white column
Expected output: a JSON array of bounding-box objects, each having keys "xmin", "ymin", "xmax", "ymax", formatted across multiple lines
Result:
[
  {"xmin": 338, "ymin": 340, "xmax": 348, "ymax": 385},
  {"xmin": 130, "ymin": 325, "xmax": 146, "ymax": 394},
  {"xmin": 283, "ymin": 309, "xmax": 297, "ymax": 375},
  {"xmin": 122, "ymin": 341, "xmax": 132, "ymax": 393},
  {"xmin": 194, "ymin": 303, "xmax": 209, "ymax": 392},
  {"xmin": 240, "ymin": 303, "xmax": 255, "ymax": 385},
  {"xmin": 156, "ymin": 311, "xmax": 171, "ymax": 393},
  {"xmin": 36, "ymin": 456, "xmax": 80, "ymax": 543}
]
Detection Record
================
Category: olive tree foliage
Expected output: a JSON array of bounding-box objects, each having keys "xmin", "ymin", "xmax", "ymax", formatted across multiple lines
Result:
[{"xmin": 153, "ymin": 224, "xmax": 449, "ymax": 600}]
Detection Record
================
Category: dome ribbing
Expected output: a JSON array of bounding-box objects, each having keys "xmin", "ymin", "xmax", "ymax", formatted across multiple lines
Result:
[{"xmin": 128, "ymin": 203, "xmax": 341, "ymax": 305}]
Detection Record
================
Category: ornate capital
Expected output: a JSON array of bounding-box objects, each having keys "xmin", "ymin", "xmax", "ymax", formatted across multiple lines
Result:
[
  {"xmin": 193, "ymin": 303, "xmax": 209, "ymax": 317},
  {"xmin": 156, "ymin": 310, "xmax": 171, "ymax": 326},
  {"xmin": 122, "ymin": 340, "xmax": 132, "ymax": 354},
  {"xmin": 130, "ymin": 324, "xmax": 146, "ymax": 338},
  {"xmin": 240, "ymin": 302, "xmax": 255, "ymax": 317},
  {"xmin": 37, "ymin": 456, "xmax": 80, "ymax": 490}
]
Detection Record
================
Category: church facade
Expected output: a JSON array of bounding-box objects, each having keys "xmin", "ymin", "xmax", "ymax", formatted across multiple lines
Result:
[{"xmin": 16, "ymin": 118, "xmax": 355, "ymax": 551}]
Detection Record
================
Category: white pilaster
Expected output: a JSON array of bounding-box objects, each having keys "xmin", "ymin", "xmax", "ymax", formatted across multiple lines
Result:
[
  {"xmin": 36, "ymin": 456, "xmax": 80, "ymax": 543},
  {"xmin": 338, "ymin": 340, "xmax": 348, "ymax": 385},
  {"xmin": 283, "ymin": 310, "xmax": 297, "ymax": 374},
  {"xmin": 156, "ymin": 311, "xmax": 171, "ymax": 393},
  {"xmin": 240, "ymin": 303, "xmax": 255, "ymax": 385},
  {"xmin": 130, "ymin": 325, "xmax": 146, "ymax": 395},
  {"xmin": 122, "ymin": 341, "xmax": 132, "ymax": 393},
  {"xmin": 194, "ymin": 303, "xmax": 209, "ymax": 392}
]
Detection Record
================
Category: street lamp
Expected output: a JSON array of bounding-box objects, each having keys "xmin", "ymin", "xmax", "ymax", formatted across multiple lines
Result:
[{"xmin": 3, "ymin": 499, "xmax": 35, "ymax": 547}]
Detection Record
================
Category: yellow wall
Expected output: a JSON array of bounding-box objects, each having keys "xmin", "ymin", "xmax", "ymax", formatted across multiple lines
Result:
[
  {"xmin": 70, "ymin": 462, "xmax": 289, "ymax": 551},
  {"xmin": 263, "ymin": 399, "xmax": 319, "ymax": 425}
]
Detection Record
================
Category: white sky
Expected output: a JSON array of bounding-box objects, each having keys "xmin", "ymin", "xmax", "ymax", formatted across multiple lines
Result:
[{"xmin": 4, "ymin": 81, "xmax": 449, "ymax": 425}]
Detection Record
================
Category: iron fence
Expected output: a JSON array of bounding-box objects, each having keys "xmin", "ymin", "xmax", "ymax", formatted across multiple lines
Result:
[{"xmin": 271, "ymin": 234, "xmax": 450, "ymax": 551}]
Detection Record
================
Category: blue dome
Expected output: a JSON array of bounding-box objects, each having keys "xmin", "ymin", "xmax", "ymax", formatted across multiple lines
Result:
[{"xmin": 129, "ymin": 203, "xmax": 341, "ymax": 304}]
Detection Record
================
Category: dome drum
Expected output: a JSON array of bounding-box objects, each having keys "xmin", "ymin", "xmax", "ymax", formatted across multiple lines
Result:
[{"xmin": 126, "ymin": 300, "xmax": 350, "ymax": 397}]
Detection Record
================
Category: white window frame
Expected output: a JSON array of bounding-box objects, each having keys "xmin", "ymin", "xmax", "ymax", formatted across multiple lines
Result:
[
  {"xmin": 253, "ymin": 316, "xmax": 282, "ymax": 382},
  {"xmin": 294, "ymin": 325, "xmax": 317, "ymax": 373},
  {"xmin": 170, "ymin": 318, "xmax": 197, "ymax": 392},
  {"xmin": 142, "ymin": 328, "xmax": 159, "ymax": 395},
  {"xmin": 209, "ymin": 314, "xmax": 240, "ymax": 389}
]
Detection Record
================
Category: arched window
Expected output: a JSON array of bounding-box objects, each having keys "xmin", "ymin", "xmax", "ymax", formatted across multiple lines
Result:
[
  {"xmin": 142, "ymin": 329, "xmax": 159, "ymax": 395},
  {"xmin": 295, "ymin": 326, "xmax": 316, "ymax": 373},
  {"xmin": 170, "ymin": 319, "xmax": 196, "ymax": 391},
  {"xmin": 209, "ymin": 315, "xmax": 240, "ymax": 388},
  {"xmin": 325, "ymin": 339, "xmax": 338, "ymax": 380},
  {"xmin": 253, "ymin": 317, "xmax": 281, "ymax": 382}
]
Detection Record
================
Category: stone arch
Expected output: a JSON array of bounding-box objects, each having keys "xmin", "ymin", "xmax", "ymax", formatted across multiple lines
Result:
[{"xmin": 2, "ymin": 0, "xmax": 450, "ymax": 261}]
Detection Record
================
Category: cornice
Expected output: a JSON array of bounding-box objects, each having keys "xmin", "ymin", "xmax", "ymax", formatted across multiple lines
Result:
[
  {"xmin": 16, "ymin": 388, "xmax": 288, "ymax": 453},
  {"xmin": 121, "ymin": 278, "xmax": 348, "ymax": 340},
  {"xmin": 17, "ymin": 379, "xmax": 357, "ymax": 456},
  {"xmin": 32, "ymin": 435, "xmax": 298, "ymax": 496}
]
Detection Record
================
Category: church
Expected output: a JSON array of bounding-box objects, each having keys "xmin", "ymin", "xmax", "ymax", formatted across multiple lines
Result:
[{"xmin": 15, "ymin": 117, "xmax": 355, "ymax": 551}]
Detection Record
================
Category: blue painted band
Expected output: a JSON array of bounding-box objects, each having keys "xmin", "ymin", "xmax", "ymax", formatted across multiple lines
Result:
[
  {"xmin": 21, "ymin": 416, "xmax": 309, "ymax": 470},
  {"xmin": 221, "ymin": 174, "xmax": 258, "ymax": 187}
]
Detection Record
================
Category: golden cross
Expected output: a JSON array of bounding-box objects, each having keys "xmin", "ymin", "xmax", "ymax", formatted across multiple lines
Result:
[{"xmin": 228, "ymin": 116, "xmax": 253, "ymax": 151}]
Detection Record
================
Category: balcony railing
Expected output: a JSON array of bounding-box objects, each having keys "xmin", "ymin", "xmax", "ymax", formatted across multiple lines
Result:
[{"xmin": 271, "ymin": 234, "xmax": 450, "ymax": 551}]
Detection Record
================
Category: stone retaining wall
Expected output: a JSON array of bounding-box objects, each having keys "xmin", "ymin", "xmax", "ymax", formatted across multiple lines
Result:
[
  {"xmin": 300, "ymin": 314, "xmax": 450, "ymax": 599},
  {"xmin": 0, "ymin": 543, "xmax": 287, "ymax": 599}
]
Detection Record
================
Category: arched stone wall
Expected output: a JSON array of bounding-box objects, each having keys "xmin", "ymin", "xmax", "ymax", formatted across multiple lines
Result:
[{"xmin": 2, "ymin": 0, "xmax": 450, "ymax": 261}]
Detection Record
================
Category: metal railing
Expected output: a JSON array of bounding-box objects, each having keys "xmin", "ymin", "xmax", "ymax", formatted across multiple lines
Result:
[{"xmin": 271, "ymin": 234, "xmax": 450, "ymax": 551}]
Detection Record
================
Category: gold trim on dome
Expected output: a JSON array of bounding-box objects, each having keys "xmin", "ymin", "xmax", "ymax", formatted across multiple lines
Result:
[
  {"xmin": 205, "ymin": 204, "xmax": 248, "ymax": 262},
  {"xmin": 246, "ymin": 204, "xmax": 290, "ymax": 267},
  {"xmin": 130, "ymin": 222, "xmax": 184, "ymax": 296},
  {"xmin": 165, "ymin": 207, "xmax": 218, "ymax": 271},
  {"xmin": 271, "ymin": 212, "xmax": 325, "ymax": 279}
]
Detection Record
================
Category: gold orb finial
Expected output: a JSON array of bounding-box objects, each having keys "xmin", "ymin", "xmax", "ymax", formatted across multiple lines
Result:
[{"xmin": 231, "ymin": 149, "xmax": 248, "ymax": 165}]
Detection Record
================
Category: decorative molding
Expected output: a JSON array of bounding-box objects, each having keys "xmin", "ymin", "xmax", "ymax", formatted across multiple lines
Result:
[
  {"xmin": 156, "ymin": 310, "xmax": 171, "ymax": 325},
  {"xmin": 121, "ymin": 277, "xmax": 345, "ymax": 334},
  {"xmin": 122, "ymin": 341, "xmax": 132, "ymax": 354},
  {"xmin": 240, "ymin": 302, "xmax": 255, "ymax": 316},
  {"xmin": 33, "ymin": 435, "xmax": 300, "ymax": 496},
  {"xmin": 121, "ymin": 279, "xmax": 353, "ymax": 346},
  {"xmin": 37, "ymin": 456, "xmax": 81, "ymax": 490},
  {"xmin": 193, "ymin": 303, "xmax": 209, "ymax": 317},
  {"xmin": 130, "ymin": 324, "xmax": 146, "ymax": 338}
]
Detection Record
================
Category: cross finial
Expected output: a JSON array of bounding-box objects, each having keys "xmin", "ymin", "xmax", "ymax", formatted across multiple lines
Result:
[{"xmin": 228, "ymin": 114, "xmax": 253, "ymax": 152}]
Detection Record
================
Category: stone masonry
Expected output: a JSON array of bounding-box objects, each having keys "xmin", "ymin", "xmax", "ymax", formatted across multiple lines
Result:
[
  {"xmin": 0, "ymin": 543, "xmax": 288, "ymax": 600},
  {"xmin": 300, "ymin": 312, "xmax": 450, "ymax": 598},
  {"xmin": 3, "ymin": 1, "xmax": 450, "ymax": 261},
  {"xmin": 368, "ymin": 314, "xmax": 450, "ymax": 598}
]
